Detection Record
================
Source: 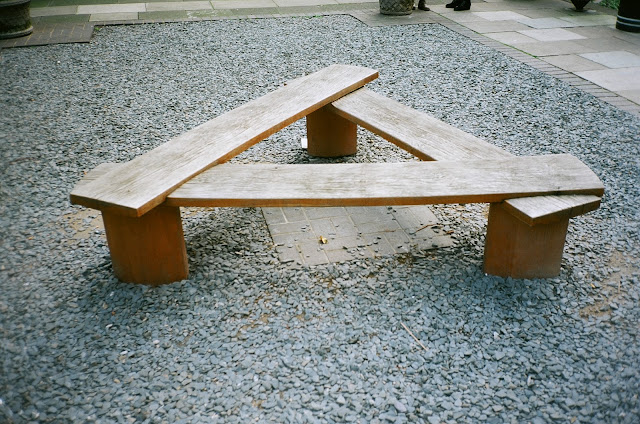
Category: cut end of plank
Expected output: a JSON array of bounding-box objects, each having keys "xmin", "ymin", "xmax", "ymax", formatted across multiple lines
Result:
[{"xmin": 503, "ymin": 194, "xmax": 602, "ymax": 226}]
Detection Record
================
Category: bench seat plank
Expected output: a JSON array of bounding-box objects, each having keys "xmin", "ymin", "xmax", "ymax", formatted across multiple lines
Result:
[
  {"xmin": 165, "ymin": 155, "xmax": 603, "ymax": 207},
  {"xmin": 331, "ymin": 88, "xmax": 600, "ymax": 224},
  {"xmin": 330, "ymin": 88, "xmax": 513, "ymax": 161},
  {"xmin": 70, "ymin": 65, "xmax": 379, "ymax": 217}
]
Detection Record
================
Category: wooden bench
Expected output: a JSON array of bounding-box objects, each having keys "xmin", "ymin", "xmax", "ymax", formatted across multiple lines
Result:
[{"xmin": 70, "ymin": 65, "xmax": 604, "ymax": 285}]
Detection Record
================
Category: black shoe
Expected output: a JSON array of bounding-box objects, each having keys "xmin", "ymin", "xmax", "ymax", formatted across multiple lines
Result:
[
  {"xmin": 446, "ymin": 0, "xmax": 461, "ymax": 8},
  {"xmin": 454, "ymin": 0, "xmax": 470, "ymax": 11},
  {"xmin": 418, "ymin": 0, "xmax": 430, "ymax": 11}
]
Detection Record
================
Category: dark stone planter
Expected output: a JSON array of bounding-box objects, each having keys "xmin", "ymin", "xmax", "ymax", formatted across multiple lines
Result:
[
  {"xmin": 617, "ymin": 0, "xmax": 640, "ymax": 32},
  {"xmin": 379, "ymin": 0, "xmax": 413, "ymax": 16},
  {"xmin": 0, "ymin": 0, "xmax": 33, "ymax": 39},
  {"xmin": 570, "ymin": 0, "xmax": 591, "ymax": 12}
]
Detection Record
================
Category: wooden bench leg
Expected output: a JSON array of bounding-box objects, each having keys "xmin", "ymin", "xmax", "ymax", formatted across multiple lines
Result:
[
  {"xmin": 306, "ymin": 105, "xmax": 357, "ymax": 157},
  {"xmin": 483, "ymin": 202, "xmax": 569, "ymax": 279},
  {"xmin": 101, "ymin": 205, "xmax": 188, "ymax": 285}
]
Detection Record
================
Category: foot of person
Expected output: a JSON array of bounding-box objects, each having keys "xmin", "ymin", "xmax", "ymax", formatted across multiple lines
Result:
[
  {"xmin": 454, "ymin": 0, "xmax": 470, "ymax": 11},
  {"xmin": 418, "ymin": 0, "xmax": 430, "ymax": 10}
]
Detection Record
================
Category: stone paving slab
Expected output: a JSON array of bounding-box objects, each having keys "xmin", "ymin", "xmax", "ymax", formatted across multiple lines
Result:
[
  {"xmin": 515, "ymin": 39, "xmax": 597, "ymax": 56},
  {"xmin": 516, "ymin": 17, "xmax": 572, "ymax": 29},
  {"xmin": 33, "ymin": 13, "xmax": 91, "ymax": 22},
  {"xmin": 575, "ymin": 36, "xmax": 640, "ymax": 54},
  {"xmin": 274, "ymin": 0, "xmax": 337, "ymax": 6},
  {"xmin": 77, "ymin": 3, "xmax": 145, "ymax": 13},
  {"xmin": 518, "ymin": 27, "xmax": 586, "ymax": 42},
  {"xmin": 580, "ymin": 50, "xmax": 640, "ymax": 69},
  {"xmin": 559, "ymin": 14, "xmax": 617, "ymax": 27},
  {"xmin": 263, "ymin": 205, "xmax": 453, "ymax": 267},
  {"xmin": 211, "ymin": 0, "xmax": 275, "ymax": 7},
  {"xmin": 0, "ymin": 22, "xmax": 94, "ymax": 47},
  {"xmin": 463, "ymin": 20, "xmax": 531, "ymax": 33},
  {"xmin": 618, "ymin": 90, "xmax": 640, "ymax": 104},
  {"xmin": 30, "ymin": 5, "xmax": 78, "ymax": 16},
  {"xmin": 542, "ymin": 53, "xmax": 607, "ymax": 72},
  {"xmin": 485, "ymin": 31, "xmax": 537, "ymax": 45},
  {"xmin": 146, "ymin": 1, "xmax": 212, "ymax": 11},
  {"xmin": 473, "ymin": 11, "xmax": 529, "ymax": 22},
  {"xmin": 576, "ymin": 67, "xmax": 640, "ymax": 92},
  {"xmin": 89, "ymin": 11, "xmax": 138, "ymax": 20}
]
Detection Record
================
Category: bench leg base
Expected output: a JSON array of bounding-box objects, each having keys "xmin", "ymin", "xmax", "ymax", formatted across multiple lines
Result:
[
  {"xmin": 483, "ymin": 202, "xmax": 569, "ymax": 279},
  {"xmin": 306, "ymin": 105, "xmax": 357, "ymax": 157},
  {"xmin": 101, "ymin": 205, "xmax": 188, "ymax": 286}
]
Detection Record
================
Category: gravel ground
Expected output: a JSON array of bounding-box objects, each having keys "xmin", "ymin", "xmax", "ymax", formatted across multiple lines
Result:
[{"xmin": 1, "ymin": 15, "xmax": 639, "ymax": 424}]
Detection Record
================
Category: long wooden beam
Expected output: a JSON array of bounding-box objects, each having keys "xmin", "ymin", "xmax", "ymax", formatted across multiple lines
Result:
[
  {"xmin": 163, "ymin": 155, "xmax": 603, "ymax": 208},
  {"xmin": 70, "ymin": 65, "xmax": 379, "ymax": 217},
  {"xmin": 330, "ymin": 87, "xmax": 602, "ymax": 224}
]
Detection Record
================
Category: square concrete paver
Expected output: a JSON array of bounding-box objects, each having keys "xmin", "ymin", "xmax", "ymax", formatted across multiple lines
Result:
[
  {"xmin": 618, "ymin": 90, "xmax": 640, "ymax": 104},
  {"xmin": 485, "ymin": 31, "xmax": 537, "ymax": 45},
  {"xmin": 89, "ymin": 12, "xmax": 139, "ymax": 21},
  {"xmin": 263, "ymin": 205, "xmax": 453, "ymax": 267},
  {"xmin": 542, "ymin": 54, "xmax": 607, "ymax": 72},
  {"xmin": 517, "ymin": 17, "xmax": 572, "ymax": 29},
  {"xmin": 472, "ymin": 11, "xmax": 529, "ymax": 22},
  {"xmin": 335, "ymin": 0, "xmax": 377, "ymax": 3},
  {"xmin": 515, "ymin": 40, "xmax": 596, "ymax": 57},
  {"xmin": 463, "ymin": 20, "xmax": 531, "ymax": 34},
  {"xmin": 575, "ymin": 68, "xmax": 640, "ymax": 92},
  {"xmin": 559, "ymin": 14, "xmax": 617, "ymax": 27},
  {"xmin": 575, "ymin": 37, "xmax": 640, "ymax": 55},
  {"xmin": 30, "ymin": 6, "xmax": 78, "ymax": 17},
  {"xmin": 436, "ymin": 10, "xmax": 486, "ymax": 23},
  {"xmin": 0, "ymin": 22, "xmax": 94, "ymax": 48},
  {"xmin": 274, "ymin": 0, "xmax": 338, "ymax": 6},
  {"xmin": 211, "ymin": 0, "xmax": 277, "ymax": 8},
  {"xmin": 518, "ymin": 28, "xmax": 585, "ymax": 42},
  {"xmin": 579, "ymin": 51, "xmax": 640, "ymax": 69},
  {"xmin": 78, "ymin": 4, "xmax": 146, "ymax": 14},
  {"xmin": 146, "ymin": 1, "xmax": 212, "ymax": 12}
]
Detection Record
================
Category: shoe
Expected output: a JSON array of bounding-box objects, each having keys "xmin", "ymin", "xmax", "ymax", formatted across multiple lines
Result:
[
  {"xmin": 454, "ymin": 0, "xmax": 470, "ymax": 11},
  {"xmin": 418, "ymin": 0, "xmax": 430, "ymax": 11},
  {"xmin": 446, "ymin": 0, "xmax": 461, "ymax": 8}
]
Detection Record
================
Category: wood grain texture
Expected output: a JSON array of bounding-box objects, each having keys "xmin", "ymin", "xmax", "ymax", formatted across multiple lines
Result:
[
  {"xmin": 503, "ymin": 194, "xmax": 602, "ymax": 226},
  {"xmin": 330, "ymin": 88, "xmax": 513, "ymax": 161},
  {"xmin": 331, "ymin": 88, "xmax": 603, "ymax": 223},
  {"xmin": 102, "ymin": 205, "xmax": 188, "ymax": 285},
  {"xmin": 484, "ymin": 202, "xmax": 569, "ymax": 278},
  {"xmin": 306, "ymin": 105, "xmax": 357, "ymax": 157},
  {"xmin": 165, "ymin": 154, "xmax": 604, "ymax": 207},
  {"xmin": 70, "ymin": 64, "xmax": 379, "ymax": 217}
]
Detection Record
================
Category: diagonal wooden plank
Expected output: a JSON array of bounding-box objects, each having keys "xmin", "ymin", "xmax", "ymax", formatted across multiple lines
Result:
[
  {"xmin": 70, "ymin": 64, "xmax": 379, "ymax": 217},
  {"xmin": 330, "ymin": 87, "xmax": 513, "ymax": 161},
  {"xmin": 331, "ymin": 87, "xmax": 602, "ymax": 224},
  {"xmin": 165, "ymin": 155, "xmax": 604, "ymax": 208}
]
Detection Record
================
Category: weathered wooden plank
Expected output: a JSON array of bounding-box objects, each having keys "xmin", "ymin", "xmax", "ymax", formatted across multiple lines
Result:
[
  {"xmin": 331, "ymin": 88, "xmax": 602, "ymax": 224},
  {"xmin": 70, "ymin": 64, "xmax": 379, "ymax": 217},
  {"xmin": 503, "ymin": 194, "xmax": 602, "ymax": 226},
  {"xmin": 330, "ymin": 88, "xmax": 513, "ymax": 161},
  {"xmin": 165, "ymin": 155, "xmax": 604, "ymax": 207}
]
